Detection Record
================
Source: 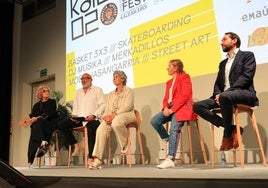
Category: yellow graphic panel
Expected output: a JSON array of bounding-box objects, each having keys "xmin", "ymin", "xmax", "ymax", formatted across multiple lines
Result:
[
  {"xmin": 130, "ymin": 0, "xmax": 221, "ymax": 88},
  {"xmin": 66, "ymin": 52, "xmax": 76, "ymax": 101}
]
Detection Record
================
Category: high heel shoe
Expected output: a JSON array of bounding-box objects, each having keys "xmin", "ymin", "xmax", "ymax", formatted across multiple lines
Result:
[
  {"xmin": 72, "ymin": 147, "xmax": 80, "ymax": 156},
  {"xmin": 120, "ymin": 146, "xmax": 128, "ymax": 155},
  {"xmin": 89, "ymin": 158, "xmax": 103, "ymax": 170}
]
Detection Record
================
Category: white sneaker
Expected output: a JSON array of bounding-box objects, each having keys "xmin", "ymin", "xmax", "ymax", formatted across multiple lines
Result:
[{"xmin": 157, "ymin": 158, "xmax": 175, "ymax": 169}]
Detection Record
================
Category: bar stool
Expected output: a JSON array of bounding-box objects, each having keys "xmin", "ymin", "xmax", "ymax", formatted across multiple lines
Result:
[
  {"xmin": 165, "ymin": 118, "xmax": 208, "ymax": 166},
  {"xmin": 67, "ymin": 125, "xmax": 88, "ymax": 168},
  {"xmin": 108, "ymin": 110, "xmax": 145, "ymax": 167},
  {"xmin": 210, "ymin": 104, "xmax": 267, "ymax": 168}
]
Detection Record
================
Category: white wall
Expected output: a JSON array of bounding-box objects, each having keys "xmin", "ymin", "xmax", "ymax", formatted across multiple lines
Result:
[{"xmin": 11, "ymin": 1, "xmax": 268, "ymax": 166}]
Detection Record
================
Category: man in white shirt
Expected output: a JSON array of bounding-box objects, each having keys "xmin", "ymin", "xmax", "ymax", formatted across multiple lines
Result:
[{"xmin": 58, "ymin": 73, "xmax": 105, "ymax": 164}]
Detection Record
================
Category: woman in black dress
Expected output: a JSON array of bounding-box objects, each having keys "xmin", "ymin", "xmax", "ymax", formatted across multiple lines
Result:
[{"xmin": 27, "ymin": 85, "xmax": 58, "ymax": 168}]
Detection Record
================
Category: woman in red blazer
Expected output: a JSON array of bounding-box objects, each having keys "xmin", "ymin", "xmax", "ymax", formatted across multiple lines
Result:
[{"xmin": 151, "ymin": 59, "xmax": 196, "ymax": 169}]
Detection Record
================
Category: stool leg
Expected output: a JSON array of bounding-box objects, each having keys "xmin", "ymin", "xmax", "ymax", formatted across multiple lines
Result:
[
  {"xmin": 38, "ymin": 157, "xmax": 41, "ymax": 168},
  {"xmin": 68, "ymin": 145, "xmax": 71, "ymax": 168},
  {"xmin": 231, "ymin": 113, "xmax": 237, "ymax": 167},
  {"xmin": 48, "ymin": 146, "xmax": 52, "ymax": 168},
  {"xmin": 234, "ymin": 108, "xmax": 244, "ymax": 168},
  {"xmin": 83, "ymin": 127, "xmax": 88, "ymax": 168},
  {"xmin": 108, "ymin": 132, "xmax": 112, "ymax": 167},
  {"xmin": 195, "ymin": 119, "xmax": 208, "ymax": 166},
  {"xmin": 136, "ymin": 127, "xmax": 145, "ymax": 165},
  {"xmin": 210, "ymin": 123, "xmax": 215, "ymax": 168},
  {"xmin": 55, "ymin": 132, "xmax": 60, "ymax": 166},
  {"xmin": 187, "ymin": 122, "xmax": 194, "ymax": 166},
  {"xmin": 248, "ymin": 111, "xmax": 267, "ymax": 167},
  {"xmin": 127, "ymin": 127, "xmax": 131, "ymax": 167},
  {"xmin": 179, "ymin": 128, "xmax": 184, "ymax": 165},
  {"xmin": 232, "ymin": 150, "xmax": 237, "ymax": 167},
  {"xmin": 165, "ymin": 123, "xmax": 169, "ymax": 159}
]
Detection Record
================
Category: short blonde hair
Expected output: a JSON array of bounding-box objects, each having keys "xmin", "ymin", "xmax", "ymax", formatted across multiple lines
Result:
[
  {"xmin": 36, "ymin": 85, "xmax": 51, "ymax": 100},
  {"xmin": 169, "ymin": 59, "xmax": 185, "ymax": 73}
]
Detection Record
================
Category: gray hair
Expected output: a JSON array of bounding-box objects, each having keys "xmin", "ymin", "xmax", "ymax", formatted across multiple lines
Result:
[{"xmin": 113, "ymin": 70, "xmax": 127, "ymax": 85}]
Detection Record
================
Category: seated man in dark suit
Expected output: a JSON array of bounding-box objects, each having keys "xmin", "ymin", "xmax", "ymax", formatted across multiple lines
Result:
[{"xmin": 193, "ymin": 32, "xmax": 259, "ymax": 151}]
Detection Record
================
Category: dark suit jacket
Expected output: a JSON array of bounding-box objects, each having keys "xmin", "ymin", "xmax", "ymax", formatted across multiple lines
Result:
[{"xmin": 212, "ymin": 50, "xmax": 259, "ymax": 106}]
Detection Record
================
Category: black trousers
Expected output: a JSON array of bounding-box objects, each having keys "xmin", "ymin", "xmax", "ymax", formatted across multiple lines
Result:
[
  {"xmin": 87, "ymin": 120, "xmax": 100, "ymax": 158},
  {"xmin": 193, "ymin": 90, "xmax": 257, "ymax": 138},
  {"xmin": 27, "ymin": 118, "xmax": 55, "ymax": 164},
  {"xmin": 57, "ymin": 119, "xmax": 100, "ymax": 158}
]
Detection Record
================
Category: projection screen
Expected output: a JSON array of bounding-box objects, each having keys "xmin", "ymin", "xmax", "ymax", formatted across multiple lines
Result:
[{"xmin": 66, "ymin": 0, "xmax": 268, "ymax": 101}]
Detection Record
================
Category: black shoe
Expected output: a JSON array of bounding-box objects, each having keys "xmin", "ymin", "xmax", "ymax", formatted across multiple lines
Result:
[{"xmin": 36, "ymin": 144, "xmax": 48, "ymax": 157}]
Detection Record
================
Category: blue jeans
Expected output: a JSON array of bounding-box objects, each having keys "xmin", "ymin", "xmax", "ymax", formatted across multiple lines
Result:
[{"xmin": 151, "ymin": 111, "xmax": 185, "ymax": 159}]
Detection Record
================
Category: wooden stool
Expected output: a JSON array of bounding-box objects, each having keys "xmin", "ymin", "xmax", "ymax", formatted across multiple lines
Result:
[
  {"xmin": 37, "ymin": 130, "xmax": 60, "ymax": 167},
  {"xmin": 210, "ymin": 104, "xmax": 267, "ymax": 168},
  {"xmin": 67, "ymin": 125, "xmax": 88, "ymax": 168},
  {"xmin": 165, "ymin": 119, "xmax": 208, "ymax": 166},
  {"xmin": 108, "ymin": 110, "xmax": 145, "ymax": 167}
]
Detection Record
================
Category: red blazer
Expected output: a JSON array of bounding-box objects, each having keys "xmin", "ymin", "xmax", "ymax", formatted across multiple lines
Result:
[{"xmin": 162, "ymin": 73, "xmax": 197, "ymax": 121}]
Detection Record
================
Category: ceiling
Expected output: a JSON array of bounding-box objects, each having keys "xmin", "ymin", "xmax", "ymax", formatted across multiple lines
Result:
[{"xmin": 11, "ymin": 0, "xmax": 56, "ymax": 21}]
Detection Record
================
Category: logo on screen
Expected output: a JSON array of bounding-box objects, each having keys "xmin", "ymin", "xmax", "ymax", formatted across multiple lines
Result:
[{"xmin": 100, "ymin": 3, "xmax": 118, "ymax": 25}]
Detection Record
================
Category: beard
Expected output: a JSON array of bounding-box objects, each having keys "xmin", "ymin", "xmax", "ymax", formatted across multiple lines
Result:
[
  {"xmin": 83, "ymin": 82, "xmax": 91, "ymax": 88},
  {"xmin": 222, "ymin": 45, "xmax": 232, "ymax": 52}
]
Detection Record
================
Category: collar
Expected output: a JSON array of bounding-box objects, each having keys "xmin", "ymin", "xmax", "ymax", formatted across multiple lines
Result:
[
  {"xmin": 114, "ymin": 86, "xmax": 125, "ymax": 94},
  {"xmin": 226, "ymin": 48, "xmax": 239, "ymax": 59}
]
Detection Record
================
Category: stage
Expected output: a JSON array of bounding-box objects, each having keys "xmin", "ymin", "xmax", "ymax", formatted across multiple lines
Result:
[{"xmin": 1, "ymin": 163, "xmax": 268, "ymax": 188}]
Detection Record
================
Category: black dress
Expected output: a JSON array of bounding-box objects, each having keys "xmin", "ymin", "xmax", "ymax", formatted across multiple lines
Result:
[{"xmin": 27, "ymin": 98, "xmax": 58, "ymax": 164}]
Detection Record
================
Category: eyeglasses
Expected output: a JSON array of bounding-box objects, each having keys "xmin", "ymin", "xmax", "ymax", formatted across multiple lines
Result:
[
  {"xmin": 80, "ymin": 77, "xmax": 91, "ymax": 80},
  {"xmin": 43, "ymin": 89, "xmax": 49, "ymax": 93}
]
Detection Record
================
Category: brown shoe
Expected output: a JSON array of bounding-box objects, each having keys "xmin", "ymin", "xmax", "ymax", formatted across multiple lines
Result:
[
  {"xmin": 220, "ymin": 137, "xmax": 233, "ymax": 151},
  {"xmin": 232, "ymin": 127, "xmax": 244, "ymax": 149}
]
